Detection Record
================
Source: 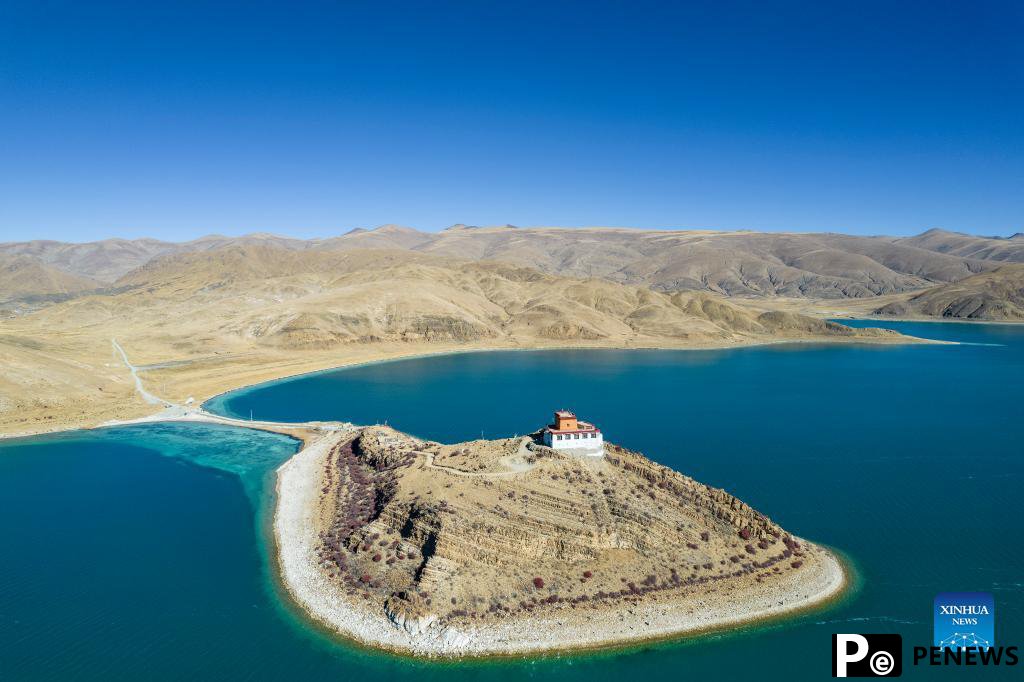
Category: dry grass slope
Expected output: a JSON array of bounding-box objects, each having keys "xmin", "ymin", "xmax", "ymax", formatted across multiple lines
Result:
[
  {"xmin": 876, "ymin": 264, "xmax": 1024, "ymax": 321},
  {"xmin": 0, "ymin": 244, "xmax": 905, "ymax": 435},
  {"xmin": 898, "ymin": 228, "xmax": 1024, "ymax": 263},
  {"xmin": 0, "ymin": 253, "xmax": 100, "ymax": 301}
]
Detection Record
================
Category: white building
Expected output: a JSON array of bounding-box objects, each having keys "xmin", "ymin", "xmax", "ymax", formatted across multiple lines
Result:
[{"xmin": 542, "ymin": 410, "xmax": 604, "ymax": 456}]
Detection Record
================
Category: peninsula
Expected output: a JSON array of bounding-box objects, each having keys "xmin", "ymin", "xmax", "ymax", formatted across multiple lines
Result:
[{"xmin": 274, "ymin": 411, "xmax": 845, "ymax": 657}]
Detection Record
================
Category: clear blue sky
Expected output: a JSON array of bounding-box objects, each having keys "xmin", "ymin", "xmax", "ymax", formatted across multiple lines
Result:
[{"xmin": 1, "ymin": 0, "xmax": 1021, "ymax": 242}]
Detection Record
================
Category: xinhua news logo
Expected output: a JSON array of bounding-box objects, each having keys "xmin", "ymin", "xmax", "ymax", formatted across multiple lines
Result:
[
  {"xmin": 832, "ymin": 634, "xmax": 902, "ymax": 677},
  {"xmin": 912, "ymin": 591, "xmax": 1019, "ymax": 667},
  {"xmin": 933, "ymin": 592, "xmax": 994, "ymax": 650}
]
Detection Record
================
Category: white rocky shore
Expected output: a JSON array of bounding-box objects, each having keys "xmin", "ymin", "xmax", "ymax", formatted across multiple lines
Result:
[{"xmin": 274, "ymin": 431, "xmax": 847, "ymax": 658}]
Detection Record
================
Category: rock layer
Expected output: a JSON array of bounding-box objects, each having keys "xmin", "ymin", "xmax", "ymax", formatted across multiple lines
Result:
[{"xmin": 276, "ymin": 426, "xmax": 845, "ymax": 656}]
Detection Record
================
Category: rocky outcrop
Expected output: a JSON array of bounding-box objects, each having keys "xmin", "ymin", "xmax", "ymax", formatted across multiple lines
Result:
[
  {"xmin": 276, "ymin": 430, "xmax": 845, "ymax": 658},
  {"xmin": 309, "ymin": 427, "xmax": 828, "ymax": 638}
]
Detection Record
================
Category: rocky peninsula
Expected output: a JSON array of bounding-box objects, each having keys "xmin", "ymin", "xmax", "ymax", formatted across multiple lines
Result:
[{"xmin": 274, "ymin": 426, "xmax": 845, "ymax": 657}]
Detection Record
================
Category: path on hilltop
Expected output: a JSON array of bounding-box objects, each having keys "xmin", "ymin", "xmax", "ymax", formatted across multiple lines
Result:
[{"xmin": 420, "ymin": 437, "xmax": 537, "ymax": 478}]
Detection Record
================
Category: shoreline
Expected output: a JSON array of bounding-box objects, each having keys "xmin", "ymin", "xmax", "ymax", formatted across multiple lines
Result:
[
  {"xmin": 828, "ymin": 313, "xmax": 1024, "ymax": 326},
  {"xmin": 272, "ymin": 430, "xmax": 850, "ymax": 659},
  {"xmin": 2, "ymin": 319, "xmax": 944, "ymax": 442},
  {"xmin": 202, "ymin": 332, "xmax": 936, "ymax": 418},
  {"xmin": 4, "ymin": 340, "xmax": 859, "ymax": 660}
]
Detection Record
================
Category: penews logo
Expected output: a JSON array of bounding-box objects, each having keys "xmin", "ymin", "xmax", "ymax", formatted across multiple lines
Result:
[
  {"xmin": 833, "ymin": 634, "xmax": 902, "ymax": 677},
  {"xmin": 934, "ymin": 592, "xmax": 994, "ymax": 650}
]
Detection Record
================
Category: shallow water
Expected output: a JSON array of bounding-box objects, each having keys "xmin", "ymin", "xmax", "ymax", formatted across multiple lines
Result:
[{"xmin": 2, "ymin": 321, "xmax": 1022, "ymax": 679}]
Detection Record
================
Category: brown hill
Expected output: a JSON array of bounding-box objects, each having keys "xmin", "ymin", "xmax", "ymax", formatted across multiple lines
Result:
[
  {"xmin": 410, "ymin": 228, "xmax": 993, "ymax": 297},
  {"xmin": 0, "ymin": 232, "xmax": 320, "ymax": 283},
  {"xmin": 3, "ymin": 226, "xmax": 1008, "ymax": 298},
  {"xmin": 0, "ymin": 245, "xmax": 904, "ymax": 436},
  {"xmin": 0, "ymin": 238, "xmax": 178, "ymax": 282},
  {"xmin": 0, "ymin": 253, "xmax": 100, "ymax": 302},
  {"xmin": 875, "ymin": 264, "xmax": 1024, "ymax": 321},
  {"xmin": 104, "ymin": 244, "xmax": 898, "ymax": 349},
  {"xmin": 898, "ymin": 228, "xmax": 1024, "ymax": 263}
]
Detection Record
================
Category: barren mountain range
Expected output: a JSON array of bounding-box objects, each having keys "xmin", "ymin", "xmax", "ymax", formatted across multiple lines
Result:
[
  {"xmin": 4, "ymin": 226, "xmax": 1022, "ymax": 302},
  {"xmin": 0, "ymin": 225, "xmax": 1020, "ymax": 436}
]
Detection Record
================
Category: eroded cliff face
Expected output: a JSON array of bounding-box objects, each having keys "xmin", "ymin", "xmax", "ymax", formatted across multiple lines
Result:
[{"xmin": 312, "ymin": 427, "xmax": 818, "ymax": 631}]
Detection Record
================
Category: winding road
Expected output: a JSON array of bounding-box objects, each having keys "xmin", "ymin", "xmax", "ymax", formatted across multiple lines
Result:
[{"xmin": 109, "ymin": 338, "xmax": 353, "ymax": 437}]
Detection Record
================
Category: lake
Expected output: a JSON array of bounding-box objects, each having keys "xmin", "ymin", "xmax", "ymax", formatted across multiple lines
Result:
[{"xmin": 2, "ymin": 320, "xmax": 1021, "ymax": 680}]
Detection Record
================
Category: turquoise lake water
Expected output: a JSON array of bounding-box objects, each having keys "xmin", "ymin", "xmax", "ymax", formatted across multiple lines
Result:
[{"xmin": 2, "ymin": 320, "xmax": 1021, "ymax": 680}]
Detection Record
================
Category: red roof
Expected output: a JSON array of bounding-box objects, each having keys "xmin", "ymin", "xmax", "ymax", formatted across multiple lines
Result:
[{"xmin": 546, "ymin": 420, "xmax": 600, "ymax": 435}]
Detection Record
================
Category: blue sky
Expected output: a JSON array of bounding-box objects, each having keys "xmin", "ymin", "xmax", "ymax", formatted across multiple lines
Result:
[{"xmin": 1, "ymin": 0, "xmax": 1021, "ymax": 242}]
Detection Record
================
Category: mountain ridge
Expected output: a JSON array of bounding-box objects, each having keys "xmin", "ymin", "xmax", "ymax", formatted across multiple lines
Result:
[
  {"xmin": 5, "ymin": 227, "xmax": 1020, "ymax": 298},
  {"xmin": 0, "ymin": 244, "xmax": 909, "ymax": 437}
]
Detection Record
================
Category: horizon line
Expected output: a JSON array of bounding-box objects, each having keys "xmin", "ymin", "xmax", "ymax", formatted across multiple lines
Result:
[{"xmin": 4, "ymin": 224, "xmax": 1022, "ymax": 246}]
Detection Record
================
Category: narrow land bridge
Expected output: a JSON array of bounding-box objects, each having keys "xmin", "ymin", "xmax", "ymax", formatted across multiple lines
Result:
[
  {"xmin": 107, "ymin": 338, "xmax": 356, "ymax": 443},
  {"xmin": 107, "ymin": 339, "xmax": 541, "ymax": 476}
]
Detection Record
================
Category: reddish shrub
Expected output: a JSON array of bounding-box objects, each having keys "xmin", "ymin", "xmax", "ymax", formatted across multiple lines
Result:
[
  {"xmin": 700, "ymin": 531, "xmax": 710, "ymax": 542},
  {"xmin": 791, "ymin": 560, "xmax": 803, "ymax": 569},
  {"xmin": 583, "ymin": 570, "xmax": 593, "ymax": 579},
  {"xmin": 533, "ymin": 577, "xmax": 545, "ymax": 589},
  {"xmin": 738, "ymin": 528, "xmax": 751, "ymax": 540}
]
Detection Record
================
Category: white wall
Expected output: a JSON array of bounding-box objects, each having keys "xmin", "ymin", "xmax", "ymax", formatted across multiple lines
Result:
[{"xmin": 543, "ymin": 430, "xmax": 604, "ymax": 456}]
